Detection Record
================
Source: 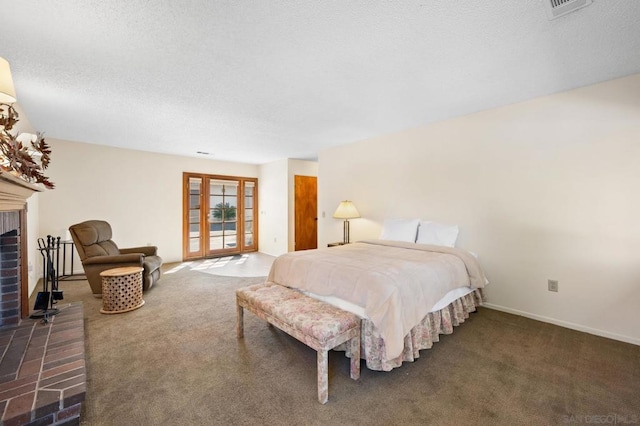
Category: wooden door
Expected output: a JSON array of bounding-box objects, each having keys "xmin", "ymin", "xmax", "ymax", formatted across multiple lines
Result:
[{"xmin": 294, "ymin": 175, "xmax": 317, "ymax": 251}]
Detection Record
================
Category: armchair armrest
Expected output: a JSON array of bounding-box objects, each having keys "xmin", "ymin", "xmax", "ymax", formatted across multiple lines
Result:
[
  {"xmin": 83, "ymin": 254, "xmax": 143, "ymax": 265},
  {"xmin": 120, "ymin": 246, "xmax": 158, "ymax": 256}
]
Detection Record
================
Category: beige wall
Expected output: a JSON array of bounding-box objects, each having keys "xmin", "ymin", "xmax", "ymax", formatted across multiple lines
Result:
[
  {"xmin": 258, "ymin": 158, "xmax": 319, "ymax": 256},
  {"xmin": 318, "ymin": 73, "xmax": 640, "ymax": 345},
  {"xmin": 38, "ymin": 139, "xmax": 259, "ymax": 268},
  {"xmin": 258, "ymin": 158, "xmax": 289, "ymax": 256}
]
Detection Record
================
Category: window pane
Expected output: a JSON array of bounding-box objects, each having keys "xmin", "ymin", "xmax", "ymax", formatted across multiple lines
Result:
[
  {"xmin": 210, "ymin": 222, "xmax": 223, "ymax": 235},
  {"xmin": 189, "ymin": 178, "xmax": 201, "ymax": 208},
  {"xmin": 224, "ymin": 197, "xmax": 237, "ymax": 221},
  {"xmin": 210, "ymin": 205, "xmax": 223, "ymax": 223},
  {"xmin": 189, "ymin": 237, "xmax": 200, "ymax": 252},
  {"xmin": 224, "ymin": 234, "xmax": 237, "ymax": 248},
  {"xmin": 210, "ymin": 183, "xmax": 224, "ymax": 195},
  {"xmin": 210, "ymin": 236, "xmax": 223, "ymax": 250},
  {"xmin": 224, "ymin": 184, "xmax": 238, "ymax": 196},
  {"xmin": 210, "ymin": 180, "xmax": 238, "ymax": 194}
]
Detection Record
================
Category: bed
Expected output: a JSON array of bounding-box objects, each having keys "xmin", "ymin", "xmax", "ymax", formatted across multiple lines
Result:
[{"xmin": 265, "ymin": 237, "xmax": 488, "ymax": 371}]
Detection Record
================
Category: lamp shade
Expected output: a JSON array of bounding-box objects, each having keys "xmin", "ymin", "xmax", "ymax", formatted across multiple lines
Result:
[
  {"xmin": 333, "ymin": 201, "xmax": 360, "ymax": 219},
  {"xmin": 0, "ymin": 57, "xmax": 17, "ymax": 104}
]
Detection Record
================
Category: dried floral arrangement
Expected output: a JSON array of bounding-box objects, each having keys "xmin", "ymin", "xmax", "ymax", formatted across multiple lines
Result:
[{"xmin": 0, "ymin": 103, "xmax": 54, "ymax": 189}]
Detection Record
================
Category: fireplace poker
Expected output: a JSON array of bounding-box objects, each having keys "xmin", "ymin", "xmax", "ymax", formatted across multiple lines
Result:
[{"xmin": 52, "ymin": 236, "xmax": 64, "ymax": 301}]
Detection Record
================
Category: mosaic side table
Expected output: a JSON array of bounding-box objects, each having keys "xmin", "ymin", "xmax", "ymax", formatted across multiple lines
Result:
[{"xmin": 100, "ymin": 266, "xmax": 145, "ymax": 314}]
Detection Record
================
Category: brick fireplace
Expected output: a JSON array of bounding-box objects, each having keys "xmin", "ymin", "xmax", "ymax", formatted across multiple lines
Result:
[
  {"xmin": 0, "ymin": 173, "xmax": 86, "ymax": 426},
  {"xmin": 0, "ymin": 223, "xmax": 20, "ymax": 328}
]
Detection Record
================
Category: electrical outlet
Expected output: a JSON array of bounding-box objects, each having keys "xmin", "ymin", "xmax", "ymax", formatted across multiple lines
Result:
[{"xmin": 548, "ymin": 279, "xmax": 559, "ymax": 292}]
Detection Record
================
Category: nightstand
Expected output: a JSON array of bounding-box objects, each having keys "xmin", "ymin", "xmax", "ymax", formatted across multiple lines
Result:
[{"xmin": 327, "ymin": 242, "xmax": 347, "ymax": 247}]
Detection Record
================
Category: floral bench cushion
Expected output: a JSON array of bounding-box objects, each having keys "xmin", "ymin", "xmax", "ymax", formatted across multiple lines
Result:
[{"xmin": 238, "ymin": 283, "xmax": 359, "ymax": 346}]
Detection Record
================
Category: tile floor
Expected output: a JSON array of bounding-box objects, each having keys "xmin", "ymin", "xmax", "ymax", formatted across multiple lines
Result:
[{"xmin": 165, "ymin": 252, "xmax": 276, "ymax": 278}]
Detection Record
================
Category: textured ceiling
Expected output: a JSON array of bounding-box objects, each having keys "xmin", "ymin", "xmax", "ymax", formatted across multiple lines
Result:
[{"xmin": 1, "ymin": 1, "xmax": 639, "ymax": 164}]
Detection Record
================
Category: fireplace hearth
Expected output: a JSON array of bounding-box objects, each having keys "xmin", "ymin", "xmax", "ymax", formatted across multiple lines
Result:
[{"xmin": 0, "ymin": 173, "xmax": 86, "ymax": 425}]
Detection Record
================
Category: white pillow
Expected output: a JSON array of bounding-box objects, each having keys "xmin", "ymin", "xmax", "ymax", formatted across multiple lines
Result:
[
  {"xmin": 416, "ymin": 221, "xmax": 459, "ymax": 247},
  {"xmin": 379, "ymin": 218, "xmax": 420, "ymax": 243}
]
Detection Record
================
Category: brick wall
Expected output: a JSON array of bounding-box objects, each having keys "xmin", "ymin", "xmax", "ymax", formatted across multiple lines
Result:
[{"xmin": 0, "ymin": 227, "xmax": 21, "ymax": 327}]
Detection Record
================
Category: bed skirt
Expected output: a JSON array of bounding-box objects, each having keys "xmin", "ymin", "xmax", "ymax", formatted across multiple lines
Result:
[{"xmin": 335, "ymin": 288, "xmax": 486, "ymax": 371}]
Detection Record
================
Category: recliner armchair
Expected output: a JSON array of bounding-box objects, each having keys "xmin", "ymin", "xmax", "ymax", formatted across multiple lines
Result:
[{"xmin": 69, "ymin": 220, "xmax": 162, "ymax": 296}]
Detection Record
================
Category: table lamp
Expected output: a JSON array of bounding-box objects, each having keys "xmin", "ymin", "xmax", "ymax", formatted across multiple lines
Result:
[{"xmin": 333, "ymin": 201, "xmax": 360, "ymax": 244}]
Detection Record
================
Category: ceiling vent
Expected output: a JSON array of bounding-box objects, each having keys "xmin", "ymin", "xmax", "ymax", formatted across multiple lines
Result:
[{"xmin": 545, "ymin": 0, "xmax": 593, "ymax": 20}]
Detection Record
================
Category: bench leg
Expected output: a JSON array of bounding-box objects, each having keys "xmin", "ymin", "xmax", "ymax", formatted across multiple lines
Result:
[
  {"xmin": 350, "ymin": 333, "xmax": 360, "ymax": 380},
  {"xmin": 236, "ymin": 302, "xmax": 244, "ymax": 338},
  {"xmin": 317, "ymin": 350, "xmax": 328, "ymax": 404}
]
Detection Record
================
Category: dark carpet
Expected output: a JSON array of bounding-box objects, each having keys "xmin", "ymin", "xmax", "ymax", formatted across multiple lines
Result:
[{"xmin": 48, "ymin": 264, "xmax": 639, "ymax": 425}]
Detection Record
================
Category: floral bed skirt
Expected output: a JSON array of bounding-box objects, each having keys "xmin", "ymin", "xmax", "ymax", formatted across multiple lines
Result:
[{"xmin": 335, "ymin": 288, "xmax": 485, "ymax": 371}]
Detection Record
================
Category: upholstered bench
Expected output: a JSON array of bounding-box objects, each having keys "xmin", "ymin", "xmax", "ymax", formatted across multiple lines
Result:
[{"xmin": 236, "ymin": 283, "xmax": 361, "ymax": 404}]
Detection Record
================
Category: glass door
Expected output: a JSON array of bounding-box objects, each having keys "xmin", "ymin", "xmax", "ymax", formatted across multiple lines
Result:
[
  {"xmin": 208, "ymin": 179, "xmax": 238, "ymax": 255},
  {"xmin": 183, "ymin": 173, "xmax": 258, "ymax": 259}
]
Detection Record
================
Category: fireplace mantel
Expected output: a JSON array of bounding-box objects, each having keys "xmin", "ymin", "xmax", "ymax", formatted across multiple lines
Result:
[{"xmin": 0, "ymin": 172, "xmax": 43, "ymax": 211}]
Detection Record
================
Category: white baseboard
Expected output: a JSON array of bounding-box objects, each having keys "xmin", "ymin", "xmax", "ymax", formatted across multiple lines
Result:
[{"xmin": 483, "ymin": 303, "xmax": 640, "ymax": 346}]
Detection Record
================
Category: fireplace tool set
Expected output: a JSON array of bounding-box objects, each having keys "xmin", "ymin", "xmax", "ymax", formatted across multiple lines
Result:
[{"xmin": 30, "ymin": 235, "xmax": 64, "ymax": 322}]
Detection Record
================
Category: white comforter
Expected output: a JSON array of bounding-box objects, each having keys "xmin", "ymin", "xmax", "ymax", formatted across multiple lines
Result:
[{"xmin": 266, "ymin": 240, "xmax": 488, "ymax": 359}]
